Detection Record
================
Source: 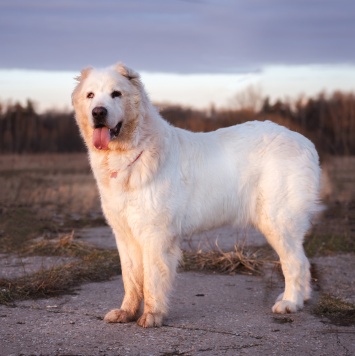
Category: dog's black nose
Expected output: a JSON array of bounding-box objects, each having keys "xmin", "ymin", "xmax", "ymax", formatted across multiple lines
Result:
[{"xmin": 92, "ymin": 106, "xmax": 108, "ymax": 125}]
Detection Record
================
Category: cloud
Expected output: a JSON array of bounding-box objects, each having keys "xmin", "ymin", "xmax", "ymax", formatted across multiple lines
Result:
[{"xmin": 0, "ymin": 0, "xmax": 354, "ymax": 73}]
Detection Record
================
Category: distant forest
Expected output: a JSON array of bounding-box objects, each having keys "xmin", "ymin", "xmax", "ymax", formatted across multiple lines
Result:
[{"xmin": 1, "ymin": 91, "xmax": 355, "ymax": 155}]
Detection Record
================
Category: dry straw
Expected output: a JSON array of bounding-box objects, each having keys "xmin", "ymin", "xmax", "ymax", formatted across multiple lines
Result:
[{"xmin": 183, "ymin": 242, "xmax": 278, "ymax": 275}]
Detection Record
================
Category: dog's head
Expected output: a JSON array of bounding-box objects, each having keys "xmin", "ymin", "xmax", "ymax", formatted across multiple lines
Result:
[{"xmin": 72, "ymin": 63, "xmax": 145, "ymax": 151}]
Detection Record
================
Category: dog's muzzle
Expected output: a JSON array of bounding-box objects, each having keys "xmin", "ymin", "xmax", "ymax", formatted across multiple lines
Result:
[{"xmin": 91, "ymin": 106, "xmax": 122, "ymax": 150}]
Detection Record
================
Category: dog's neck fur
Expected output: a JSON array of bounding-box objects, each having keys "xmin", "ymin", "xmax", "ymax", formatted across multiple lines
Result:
[{"xmin": 109, "ymin": 150, "xmax": 144, "ymax": 179}]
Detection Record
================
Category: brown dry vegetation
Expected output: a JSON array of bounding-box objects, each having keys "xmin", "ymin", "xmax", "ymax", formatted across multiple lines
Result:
[
  {"xmin": 0, "ymin": 233, "xmax": 121, "ymax": 305},
  {"xmin": 182, "ymin": 244, "xmax": 277, "ymax": 275},
  {"xmin": 305, "ymin": 157, "xmax": 355, "ymax": 257},
  {"xmin": 0, "ymin": 154, "xmax": 103, "ymax": 252}
]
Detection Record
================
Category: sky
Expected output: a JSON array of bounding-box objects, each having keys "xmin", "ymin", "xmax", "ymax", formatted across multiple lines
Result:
[{"xmin": 0, "ymin": 0, "xmax": 355, "ymax": 111}]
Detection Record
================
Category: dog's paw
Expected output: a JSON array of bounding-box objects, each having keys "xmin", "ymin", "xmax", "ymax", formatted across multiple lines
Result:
[
  {"xmin": 104, "ymin": 309, "xmax": 135, "ymax": 323},
  {"xmin": 137, "ymin": 312, "xmax": 163, "ymax": 328},
  {"xmin": 272, "ymin": 300, "xmax": 299, "ymax": 314}
]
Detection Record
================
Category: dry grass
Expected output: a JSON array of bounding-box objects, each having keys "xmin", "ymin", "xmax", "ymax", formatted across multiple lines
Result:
[
  {"xmin": 0, "ymin": 154, "xmax": 100, "ymax": 217},
  {"xmin": 305, "ymin": 228, "xmax": 355, "ymax": 257},
  {"xmin": 0, "ymin": 250, "xmax": 121, "ymax": 305},
  {"xmin": 0, "ymin": 233, "xmax": 121, "ymax": 305},
  {"xmin": 182, "ymin": 244, "xmax": 278, "ymax": 275},
  {"xmin": 0, "ymin": 154, "xmax": 91, "ymax": 173},
  {"xmin": 23, "ymin": 231, "xmax": 97, "ymax": 257},
  {"xmin": 0, "ymin": 205, "xmax": 60, "ymax": 253},
  {"xmin": 305, "ymin": 156, "xmax": 355, "ymax": 257},
  {"xmin": 321, "ymin": 156, "xmax": 355, "ymax": 202},
  {"xmin": 0, "ymin": 154, "xmax": 104, "ymax": 253}
]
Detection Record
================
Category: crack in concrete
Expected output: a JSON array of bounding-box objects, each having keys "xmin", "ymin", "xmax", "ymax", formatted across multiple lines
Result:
[
  {"xmin": 336, "ymin": 331, "xmax": 351, "ymax": 356},
  {"xmin": 321, "ymin": 329, "xmax": 355, "ymax": 334},
  {"xmin": 198, "ymin": 343, "xmax": 261, "ymax": 353},
  {"xmin": 164, "ymin": 324, "xmax": 263, "ymax": 341},
  {"xmin": 164, "ymin": 323, "xmax": 242, "ymax": 337}
]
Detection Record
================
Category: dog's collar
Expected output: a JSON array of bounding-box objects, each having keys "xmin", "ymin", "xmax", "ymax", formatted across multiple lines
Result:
[
  {"xmin": 128, "ymin": 150, "xmax": 144, "ymax": 168},
  {"xmin": 110, "ymin": 150, "xmax": 144, "ymax": 179}
]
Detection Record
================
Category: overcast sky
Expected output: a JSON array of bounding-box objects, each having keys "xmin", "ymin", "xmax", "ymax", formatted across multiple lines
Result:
[{"xmin": 1, "ymin": 0, "xmax": 355, "ymax": 110}]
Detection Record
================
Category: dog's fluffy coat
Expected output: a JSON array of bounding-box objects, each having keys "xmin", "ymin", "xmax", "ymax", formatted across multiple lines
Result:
[{"xmin": 72, "ymin": 63, "xmax": 321, "ymax": 328}]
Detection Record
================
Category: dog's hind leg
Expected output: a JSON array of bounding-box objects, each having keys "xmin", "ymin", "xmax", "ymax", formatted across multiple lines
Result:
[
  {"xmin": 104, "ymin": 235, "xmax": 143, "ymax": 323},
  {"xmin": 256, "ymin": 211, "xmax": 311, "ymax": 314},
  {"xmin": 271, "ymin": 239, "xmax": 311, "ymax": 314},
  {"xmin": 137, "ymin": 235, "xmax": 181, "ymax": 328}
]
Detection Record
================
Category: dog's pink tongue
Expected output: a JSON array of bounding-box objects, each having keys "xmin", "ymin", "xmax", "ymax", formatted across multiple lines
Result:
[{"xmin": 93, "ymin": 127, "xmax": 110, "ymax": 150}]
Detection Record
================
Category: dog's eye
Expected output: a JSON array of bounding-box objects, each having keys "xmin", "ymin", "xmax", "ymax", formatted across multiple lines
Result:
[
  {"xmin": 87, "ymin": 92, "xmax": 95, "ymax": 99},
  {"xmin": 111, "ymin": 90, "xmax": 122, "ymax": 98}
]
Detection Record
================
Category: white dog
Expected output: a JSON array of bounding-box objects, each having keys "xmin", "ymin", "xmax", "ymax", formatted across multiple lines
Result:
[{"xmin": 72, "ymin": 63, "xmax": 321, "ymax": 328}]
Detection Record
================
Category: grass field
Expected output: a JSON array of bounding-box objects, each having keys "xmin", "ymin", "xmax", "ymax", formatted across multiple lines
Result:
[
  {"xmin": 305, "ymin": 156, "xmax": 355, "ymax": 256},
  {"xmin": 0, "ymin": 154, "xmax": 100, "ymax": 217},
  {"xmin": 0, "ymin": 154, "xmax": 104, "ymax": 252}
]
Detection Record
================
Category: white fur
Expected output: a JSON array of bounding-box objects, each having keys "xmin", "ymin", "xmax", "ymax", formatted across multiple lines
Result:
[{"xmin": 72, "ymin": 63, "xmax": 321, "ymax": 327}]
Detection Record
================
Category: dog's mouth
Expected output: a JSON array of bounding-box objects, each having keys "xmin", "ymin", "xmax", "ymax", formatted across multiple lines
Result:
[
  {"xmin": 93, "ymin": 122, "xmax": 122, "ymax": 150},
  {"xmin": 109, "ymin": 122, "xmax": 122, "ymax": 139}
]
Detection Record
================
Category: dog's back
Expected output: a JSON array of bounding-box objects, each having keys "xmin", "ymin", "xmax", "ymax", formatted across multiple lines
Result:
[{"xmin": 166, "ymin": 120, "xmax": 321, "ymax": 236}]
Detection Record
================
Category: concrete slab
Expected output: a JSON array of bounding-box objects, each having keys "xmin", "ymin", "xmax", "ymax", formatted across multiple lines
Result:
[
  {"xmin": 77, "ymin": 226, "xmax": 116, "ymax": 250},
  {"xmin": 313, "ymin": 254, "xmax": 355, "ymax": 304},
  {"xmin": 1, "ymin": 272, "xmax": 354, "ymax": 355},
  {"xmin": 0, "ymin": 254, "xmax": 79, "ymax": 279},
  {"xmin": 1, "ymin": 225, "xmax": 354, "ymax": 355}
]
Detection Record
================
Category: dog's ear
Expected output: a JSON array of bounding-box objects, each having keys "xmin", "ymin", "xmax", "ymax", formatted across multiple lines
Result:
[
  {"xmin": 75, "ymin": 66, "xmax": 93, "ymax": 82},
  {"xmin": 72, "ymin": 66, "xmax": 93, "ymax": 105},
  {"xmin": 114, "ymin": 63, "xmax": 140, "ymax": 82}
]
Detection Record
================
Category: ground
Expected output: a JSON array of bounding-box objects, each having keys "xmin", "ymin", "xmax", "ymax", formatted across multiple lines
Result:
[{"xmin": 0, "ymin": 154, "xmax": 354, "ymax": 355}]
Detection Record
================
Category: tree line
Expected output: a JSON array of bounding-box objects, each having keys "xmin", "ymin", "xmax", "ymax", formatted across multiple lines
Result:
[
  {"xmin": 0, "ymin": 101, "xmax": 85, "ymax": 153},
  {"xmin": 0, "ymin": 91, "xmax": 354, "ymax": 155}
]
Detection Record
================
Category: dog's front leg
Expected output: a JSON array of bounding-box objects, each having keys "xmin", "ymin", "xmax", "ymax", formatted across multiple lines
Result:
[
  {"xmin": 137, "ymin": 236, "xmax": 181, "ymax": 328},
  {"xmin": 104, "ymin": 235, "xmax": 143, "ymax": 323}
]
